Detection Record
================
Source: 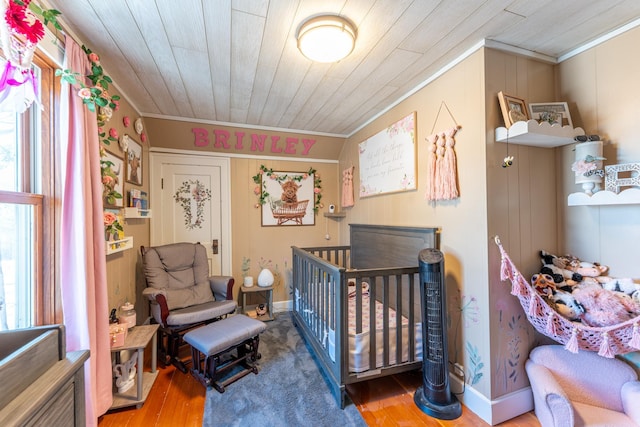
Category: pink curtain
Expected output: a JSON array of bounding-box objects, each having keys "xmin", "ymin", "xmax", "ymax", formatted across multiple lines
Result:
[{"xmin": 60, "ymin": 36, "xmax": 112, "ymax": 425}]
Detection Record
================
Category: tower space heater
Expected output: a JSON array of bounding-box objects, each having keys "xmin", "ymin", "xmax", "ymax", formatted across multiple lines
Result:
[{"xmin": 414, "ymin": 248, "xmax": 462, "ymax": 420}]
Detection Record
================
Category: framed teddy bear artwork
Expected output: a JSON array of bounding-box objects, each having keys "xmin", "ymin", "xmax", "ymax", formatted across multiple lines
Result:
[{"xmin": 259, "ymin": 170, "xmax": 315, "ymax": 226}]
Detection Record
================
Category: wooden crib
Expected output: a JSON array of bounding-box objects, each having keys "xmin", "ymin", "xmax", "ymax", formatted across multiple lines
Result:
[{"xmin": 291, "ymin": 224, "xmax": 440, "ymax": 408}]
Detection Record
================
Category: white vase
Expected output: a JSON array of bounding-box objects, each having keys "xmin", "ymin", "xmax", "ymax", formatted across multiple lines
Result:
[
  {"xmin": 257, "ymin": 268, "xmax": 274, "ymax": 287},
  {"xmin": 243, "ymin": 276, "xmax": 254, "ymax": 287}
]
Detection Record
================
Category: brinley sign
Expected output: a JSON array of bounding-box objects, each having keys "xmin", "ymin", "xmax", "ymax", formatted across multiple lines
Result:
[{"xmin": 192, "ymin": 127, "xmax": 316, "ymax": 156}]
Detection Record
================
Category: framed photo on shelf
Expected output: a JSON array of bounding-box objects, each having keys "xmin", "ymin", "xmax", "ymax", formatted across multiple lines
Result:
[
  {"xmin": 126, "ymin": 137, "xmax": 143, "ymax": 186},
  {"xmin": 498, "ymin": 91, "xmax": 529, "ymax": 128},
  {"xmin": 528, "ymin": 102, "xmax": 572, "ymax": 127},
  {"xmin": 101, "ymin": 150, "xmax": 124, "ymax": 208},
  {"xmin": 261, "ymin": 171, "xmax": 315, "ymax": 227}
]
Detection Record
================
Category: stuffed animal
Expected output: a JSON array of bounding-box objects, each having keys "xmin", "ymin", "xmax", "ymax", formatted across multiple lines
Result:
[
  {"xmin": 531, "ymin": 273, "xmax": 556, "ymax": 297},
  {"xmin": 571, "ymin": 283, "xmax": 640, "ymax": 327},
  {"xmin": 599, "ymin": 276, "xmax": 640, "ymax": 295},
  {"xmin": 549, "ymin": 290, "xmax": 585, "ymax": 321},
  {"xmin": 541, "ymin": 250, "xmax": 608, "ymax": 278},
  {"xmin": 539, "ymin": 261, "xmax": 581, "ymax": 292}
]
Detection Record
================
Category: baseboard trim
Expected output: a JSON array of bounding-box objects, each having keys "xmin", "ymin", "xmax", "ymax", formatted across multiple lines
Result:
[
  {"xmin": 450, "ymin": 375, "xmax": 533, "ymax": 425},
  {"xmin": 274, "ymin": 299, "xmax": 292, "ymax": 313}
]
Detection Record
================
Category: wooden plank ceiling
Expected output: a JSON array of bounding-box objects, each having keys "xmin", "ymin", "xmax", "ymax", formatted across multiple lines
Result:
[{"xmin": 46, "ymin": 0, "xmax": 640, "ymax": 136}]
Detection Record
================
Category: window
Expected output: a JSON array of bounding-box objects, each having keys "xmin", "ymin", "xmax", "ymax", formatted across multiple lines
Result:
[{"xmin": 0, "ymin": 54, "xmax": 58, "ymax": 330}]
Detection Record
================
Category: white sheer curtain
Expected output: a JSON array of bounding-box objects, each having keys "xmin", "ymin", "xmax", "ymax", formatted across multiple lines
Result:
[{"xmin": 59, "ymin": 36, "xmax": 113, "ymax": 425}]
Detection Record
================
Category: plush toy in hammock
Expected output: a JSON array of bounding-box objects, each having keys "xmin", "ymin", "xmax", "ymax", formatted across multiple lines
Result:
[
  {"xmin": 496, "ymin": 237, "xmax": 640, "ymax": 357},
  {"xmin": 535, "ymin": 250, "xmax": 640, "ymax": 327},
  {"xmin": 572, "ymin": 283, "xmax": 640, "ymax": 327}
]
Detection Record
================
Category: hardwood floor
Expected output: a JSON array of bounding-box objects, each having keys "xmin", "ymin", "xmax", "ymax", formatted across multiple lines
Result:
[
  {"xmin": 99, "ymin": 360, "xmax": 540, "ymax": 427},
  {"xmin": 347, "ymin": 370, "xmax": 540, "ymax": 427}
]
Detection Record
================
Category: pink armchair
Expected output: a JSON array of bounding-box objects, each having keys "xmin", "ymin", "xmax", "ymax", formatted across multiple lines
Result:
[{"xmin": 526, "ymin": 345, "xmax": 640, "ymax": 427}]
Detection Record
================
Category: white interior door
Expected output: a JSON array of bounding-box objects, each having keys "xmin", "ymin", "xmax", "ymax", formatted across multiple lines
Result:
[{"xmin": 150, "ymin": 152, "xmax": 231, "ymax": 275}]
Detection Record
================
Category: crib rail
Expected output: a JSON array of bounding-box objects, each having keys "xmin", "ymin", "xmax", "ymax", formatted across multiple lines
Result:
[
  {"xmin": 302, "ymin": 245, "xmax": 351, "ymax": 268},
  {"xmin": 292, "ymin": 245, "xmax": 423, "ymax": 408},
  {"xmin": 292, "ymin": 246, "xmax": 345, "ymax": 404},
  {"xmin": 344, "ymin": 268, "xmax": 421, "ymax": 375}
]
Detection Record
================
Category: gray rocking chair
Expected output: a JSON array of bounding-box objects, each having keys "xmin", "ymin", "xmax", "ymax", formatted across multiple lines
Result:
[{"xmin": 141, "ymin": 242, "xmax": 237, "ymax": 372}]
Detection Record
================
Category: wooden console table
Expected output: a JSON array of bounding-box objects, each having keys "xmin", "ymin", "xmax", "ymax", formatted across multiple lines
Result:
[{"xmin": 110, "ymin": 324, "xmax": 159, "ymax": 409}]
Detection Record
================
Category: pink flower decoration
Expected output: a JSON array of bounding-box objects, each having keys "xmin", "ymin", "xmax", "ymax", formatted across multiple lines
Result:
[
  {"xmin": 109, "ymin": 128, "xmax": 118, "ymax": 139},
  {"xmin": 303, "ymin": 173, "xmax": 309, "ymax": 179},
  {"xmin": 78, "ymin": 87, "xmax": 92, "ymax": 99},
  {"xmin": 102, "ymin": 175, "xmax": 114, "ymax": 186},
  {"xmin": 98, "ymin": 127, "xmax": 103, "ymax": 134},
  {"xmin": 254, "ymin": 186, "xmax": 261, "ymax": 195},
  {"xmin": 123, "ymin": 116, "xmax": 130, "ymax": 127},
  {"xmin": 88, "ymin": 52, "xmax": 100, "ymax": 63},
  {"xmin": 140, "ymin": 132, "xmax": 147, "ymax": 143},
  {"xmin": 5, "ymin": 1, "xmax": 45, "ymax": 44},
  {"xmin": 314, "ymin": 188, "xmax": 321, "ymax": 194},
  {"xmin": 113, "ymin": 100, "xmax": 120, "ymax": 111},
  {"xmin": 571, "ymin": 160, "xmax": 596, "ymax": 175},
  {"xmin": 103, "ymin": 211, "xmax": 117, "ymax": 226}
]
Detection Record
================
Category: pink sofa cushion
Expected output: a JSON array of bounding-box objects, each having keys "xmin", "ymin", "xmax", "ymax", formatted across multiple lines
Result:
[{"xmin": 573, "ymin": 401, "xmax": 638, "ymax": 427}]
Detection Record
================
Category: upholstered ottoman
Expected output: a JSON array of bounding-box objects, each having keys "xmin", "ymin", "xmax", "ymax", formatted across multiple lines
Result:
[{"xmin": 183, "ymin": 314, "xmax": 266, "ymax": 392}]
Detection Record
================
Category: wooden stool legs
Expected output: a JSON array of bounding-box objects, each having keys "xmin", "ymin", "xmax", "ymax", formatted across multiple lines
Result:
[{"xmin": 189, "ymin": 336, "xmax": 261, "ymax": 392}]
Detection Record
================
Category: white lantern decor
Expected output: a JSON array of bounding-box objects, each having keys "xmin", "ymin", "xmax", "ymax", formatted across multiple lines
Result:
[{"xmin": 572, "ymin": 140, "xmax": 605, "ymax": 195}]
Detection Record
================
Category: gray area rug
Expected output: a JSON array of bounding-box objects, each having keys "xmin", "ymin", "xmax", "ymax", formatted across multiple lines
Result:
[{"xmin": 203, "ymin": 314, "xmax": 366, "ymax": 427}]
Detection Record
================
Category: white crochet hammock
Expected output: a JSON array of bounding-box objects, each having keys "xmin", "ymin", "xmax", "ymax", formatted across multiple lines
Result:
[{"xmin": 495, "ymin": 236, "xmax": 640, "ymax": 358}]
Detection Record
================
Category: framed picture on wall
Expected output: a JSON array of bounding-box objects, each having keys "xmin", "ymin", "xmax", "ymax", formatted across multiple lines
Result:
[
  {"xmin": 528, "ymin": 102, "xmax": 573, "ymax": 127},
  {"xmin": 260, "ymin": 170, "xmax": 315, "ymax": 226},
  {"xmin": 358, "ymin": 112, "xmax": 416, "ymax": 197},
  {"xmin": 126, "ymin": 137, "xmax": 143, "ymax": 186},
  {"xmin": 101, "ymin": 150, "xmax": 124, "ymax": 207},
  {"xmin": 498, "ymin": 91, "xmax": 529, "ymax": 128}
]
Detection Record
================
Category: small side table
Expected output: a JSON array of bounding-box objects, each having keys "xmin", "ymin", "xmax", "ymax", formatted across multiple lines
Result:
[
  {"xmin": 110, "ymin": 324, "xmax": 159, "ymax": 409},
  {"xmin": 241, "ymin": 285, "xmax": 275, "ymax": 321}
]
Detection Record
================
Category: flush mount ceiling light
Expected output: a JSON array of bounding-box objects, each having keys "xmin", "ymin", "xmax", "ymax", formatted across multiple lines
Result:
[{"xmin": 296, "ymin": 15, "xmax": 356, "ymax": 63}]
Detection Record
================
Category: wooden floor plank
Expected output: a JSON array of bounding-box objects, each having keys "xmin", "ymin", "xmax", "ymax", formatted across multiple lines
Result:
[{"xmin": 100, "ymin": 363, "xmax": 540, "ymax": 427}]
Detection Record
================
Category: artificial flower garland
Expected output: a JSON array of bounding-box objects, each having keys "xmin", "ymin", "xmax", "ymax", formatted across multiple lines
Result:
[
  {"xmin": 56, "ymin": 45, "xmax": 121, "ymax": 118},
  {"xmin": 252, "ymin": 164, "xmax": 323, "ymax": 213}
]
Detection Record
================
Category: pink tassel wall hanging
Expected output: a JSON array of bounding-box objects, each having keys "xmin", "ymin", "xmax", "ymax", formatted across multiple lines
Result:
[
  {"xmin": 425, "ymin": 101, "xmax": 461, "ymax": 202},
  {"xmin": 424, "ymin": 133, "xmax": 438, "ymax": 201},
  {"xmin": 443, "ymin": 126, "xmax": 460, "ymax": 199}
]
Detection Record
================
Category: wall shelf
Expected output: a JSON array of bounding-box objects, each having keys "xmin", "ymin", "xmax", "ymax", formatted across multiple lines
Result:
[
  {"xmin": 496, "ymin": 120, "xmax": 585, "ymax": 147},
  {"xmin": 568, "ymin": 188, "xmax": 640, "ymax": 206},
  {"xmin": 106, "ymin": 236, "xmax": 133, "ymax": 255},
  {"xmin": 324, "ymin": 212, "xmax": 346, "ymax": 219},
  {"xmin": 124, "ymin": 207, "xmax": 152, "ymax": 218}
]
